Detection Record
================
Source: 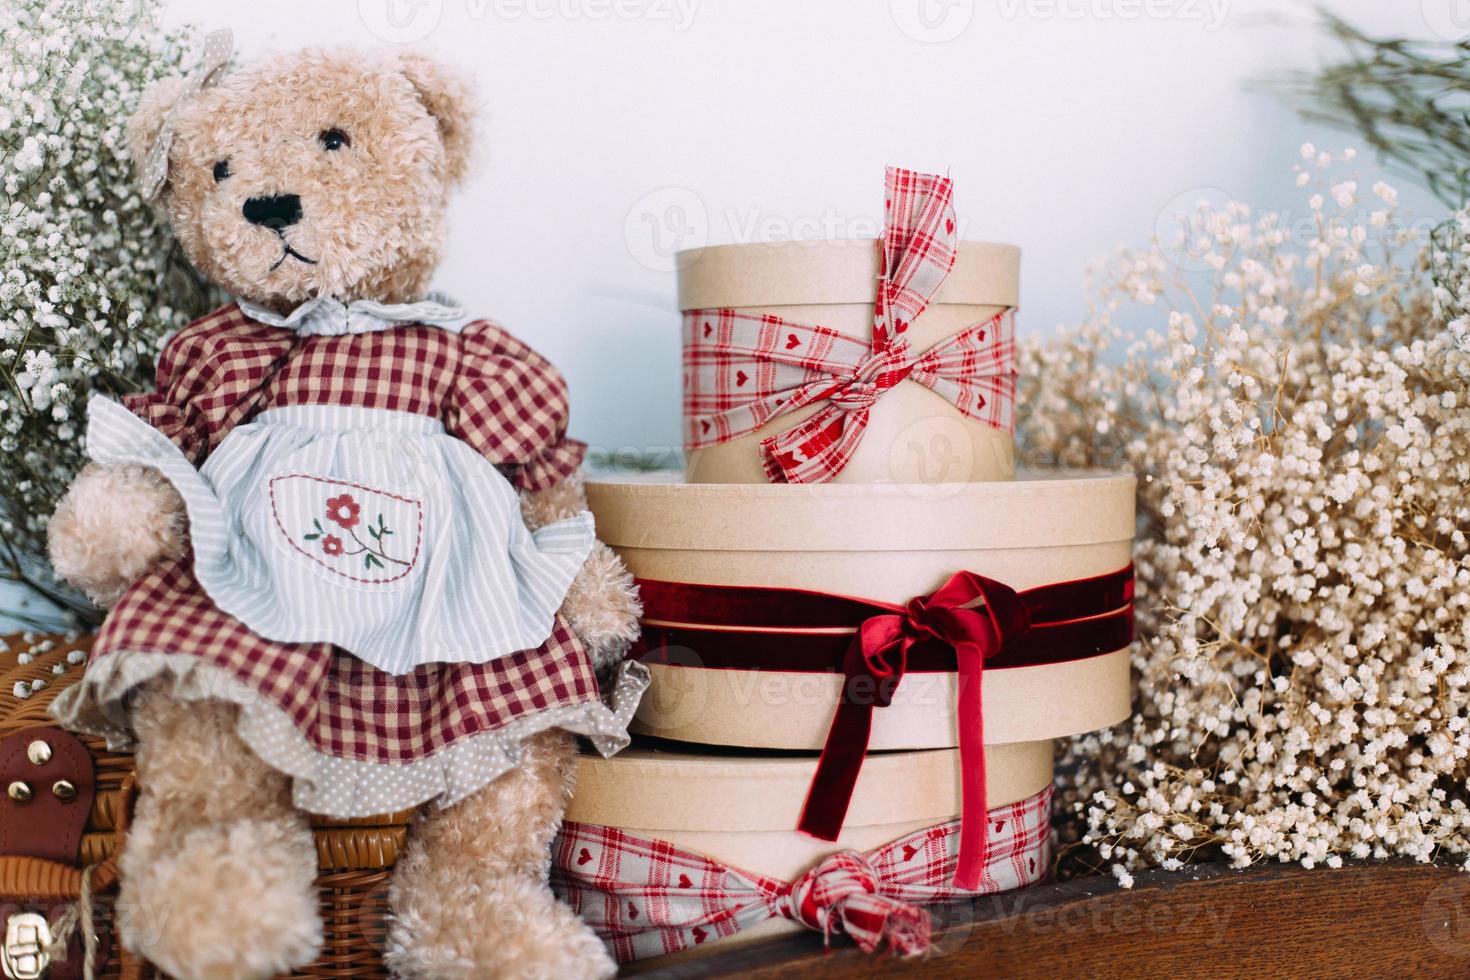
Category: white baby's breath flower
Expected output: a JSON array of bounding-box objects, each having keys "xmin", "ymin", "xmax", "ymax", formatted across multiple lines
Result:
[
  {"xmin": 0, "ymin": 1, "xmax": 212, "ymax": 625},
  {"xmin": 1023, "ymin": 151, "xmax": 1470, "ymax": 876}
]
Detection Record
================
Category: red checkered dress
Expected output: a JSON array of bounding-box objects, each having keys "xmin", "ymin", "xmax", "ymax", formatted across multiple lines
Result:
[{"xmin": 69, "ymin": 304, "xmax": 608, "ymax": 801}]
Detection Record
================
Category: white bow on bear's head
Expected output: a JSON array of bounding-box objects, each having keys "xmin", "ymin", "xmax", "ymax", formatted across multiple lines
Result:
[{"xmin": 139, "ymin": 29, "xmax": 233, "ymax": 200}]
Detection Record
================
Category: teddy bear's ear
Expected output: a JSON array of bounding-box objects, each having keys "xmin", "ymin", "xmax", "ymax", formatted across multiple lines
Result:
[
  {"xmin": 126, "ymin": 76, "xmax": 191, "ymax": 190},
  {"xmin": 396, "ymin": 51, "xmax": 476, "ymax": 187}
]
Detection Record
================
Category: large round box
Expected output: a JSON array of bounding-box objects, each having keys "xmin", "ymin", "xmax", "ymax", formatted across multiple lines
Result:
[
  {"xmin": 560, "ymin": 738, "xmax": 1053, "ymax": 955},
  {"xmin": 586, "ymin": 471, "xmax": 1135, "ymax": 750},
  {"xmin": 679, "ymin": 240, "xmax": 1020, "ymax": 486}
]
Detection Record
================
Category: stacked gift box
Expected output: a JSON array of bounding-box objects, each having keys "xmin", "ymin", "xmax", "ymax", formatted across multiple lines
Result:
[{"xmin": 552, "ymin": 169, "xmax": 1136, "ymax": 964}]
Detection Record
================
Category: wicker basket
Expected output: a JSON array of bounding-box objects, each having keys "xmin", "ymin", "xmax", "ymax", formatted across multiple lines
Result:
[{"xmin": 0, "ymin": 634, "xmax": 407, "ymax": 979}]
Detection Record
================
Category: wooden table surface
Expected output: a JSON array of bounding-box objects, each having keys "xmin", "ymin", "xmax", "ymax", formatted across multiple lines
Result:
[{"xmin": 628, "ymin": 860, "xmax": 1470, "ymax": 978}]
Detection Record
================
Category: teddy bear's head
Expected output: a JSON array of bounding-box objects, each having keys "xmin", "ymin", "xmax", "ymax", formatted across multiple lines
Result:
[{"xmin": 130, "ymin": 47, "xmax": 474, "ymax": 310}]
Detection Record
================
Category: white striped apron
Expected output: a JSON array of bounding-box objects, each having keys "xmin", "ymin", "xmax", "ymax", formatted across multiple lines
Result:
[{"xmin": 85, "ymin": 396, "xmax": 594, "ymax": 675}]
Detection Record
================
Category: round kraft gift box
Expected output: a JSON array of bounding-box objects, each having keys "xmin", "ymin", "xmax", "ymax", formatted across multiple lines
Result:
[
  {"xmin": 557, "ymin": 738, "xmax": 1054, "ymax": 959},
  {"xmin": 679, "ymin": 239, "xmax": 1020, "ymax": 486},
  {"xmin": 586, "ymin": 471, "xmax": 1135, "ymax": 750}
]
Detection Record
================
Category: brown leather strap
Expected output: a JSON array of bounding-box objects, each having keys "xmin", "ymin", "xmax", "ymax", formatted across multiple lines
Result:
[
  {"xmin": 0, "ymin": 734, "xmax": 123, "ymax": 979},
  {"xmin": 0, "ymin": 727, "xmax": 96, "ymax": 864},
  {"xmin": 0, "ymin": 856, "xmax": 117, "ymax": 980}
]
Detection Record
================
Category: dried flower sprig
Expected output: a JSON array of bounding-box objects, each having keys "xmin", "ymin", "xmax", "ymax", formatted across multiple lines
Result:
[
  {"xmin": 0, "ymin": 0, "xmax": 216, "ymax": 626},
  {"xmin": 1284, "ymin": 9, "xmax": 1470, "ymax": 207},
  {"xmin": 1020, "ymin": 148, "xmax": 1470, "ymax": 876}
]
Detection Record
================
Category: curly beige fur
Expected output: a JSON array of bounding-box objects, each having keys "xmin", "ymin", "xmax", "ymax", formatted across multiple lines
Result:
[
  {"xmin": 48, "ymin": 463, "xmax": 187, "ymax": 607},
  {"xmin": 47, "ymin": 43, "xmax": 641, "ymax": 978},
  {"xmin": 132, "ymin": 48, "xmax": 476, "ymax": 310},
  {"xmin": 119, "ymin": 689, "xmax": 321, "ymax": 979},
  {"xmin": 523, "ymin": 476, "xmax": 642, "ymax": 671},
  {"xmin": 387, "ymin": 730, "xmax": 614, "ymax": 980}
]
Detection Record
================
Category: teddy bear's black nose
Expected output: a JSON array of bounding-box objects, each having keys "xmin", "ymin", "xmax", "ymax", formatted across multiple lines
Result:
[{"xmin": 242, "ymin": 194, "xmax": 302, "ymax": 230}]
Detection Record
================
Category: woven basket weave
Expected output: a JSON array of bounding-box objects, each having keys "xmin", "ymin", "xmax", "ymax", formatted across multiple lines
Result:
[{"xmin": 0, "ymin": 634, "xmax": 407, "ymax": 979}]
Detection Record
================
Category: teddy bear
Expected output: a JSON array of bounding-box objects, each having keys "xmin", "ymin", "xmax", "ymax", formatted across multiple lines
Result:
[{"xmin": 43, "ymin": 32, "xmax": 645, "ymax": 980}]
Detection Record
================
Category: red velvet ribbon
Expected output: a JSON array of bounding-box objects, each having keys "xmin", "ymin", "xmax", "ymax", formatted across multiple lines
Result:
[
  {"xmin": 801, "ymin": 572, "xmax": 1029, "ymax": 891},
  {"xmin": 629, "ymin": 565, "xmax": 1134, "ymax": 891}
]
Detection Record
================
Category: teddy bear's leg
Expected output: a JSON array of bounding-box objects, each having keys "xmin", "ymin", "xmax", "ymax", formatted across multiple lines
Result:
[
  {"xmin": 117, "ymin": 685, "xmax": 322, "ymax": 980},
  {"xmin": 386, "ymin": 728, "xmax": 615, "ymax": 980}
]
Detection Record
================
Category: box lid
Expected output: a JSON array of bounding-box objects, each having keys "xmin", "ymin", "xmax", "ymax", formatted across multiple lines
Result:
[
  {"xmin": 566, "ymin": 738, "xmax": 1052, "ymax": 832},
  {"xmin": 676, "ymin": 239, "xmax": 1020, "ymax": 311},
  {"xmin": 587, "ymin": 470, "xmax": 1136, "ymax": 553}
]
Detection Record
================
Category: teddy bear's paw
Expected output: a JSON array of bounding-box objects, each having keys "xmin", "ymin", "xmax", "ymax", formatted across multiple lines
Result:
[
  {"xmin": 48, "ymin": 462, "xmax": 186, "ymax": 607},
  {"xmin": 386, "ymin": 873, "xmax": 615, "ymax": 980},
  {"xmin": 117, "ymin": 815, "xmax": 322, "ymax": 980},
  {"xmin": 560, "ymin": 541, "xmax": 643, "ymax": 673}
]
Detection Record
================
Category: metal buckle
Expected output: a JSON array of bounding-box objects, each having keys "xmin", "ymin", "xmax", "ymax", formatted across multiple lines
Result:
[{"xmin": 1, "ymin": 913, "xmax": 52, "ymax": 980}]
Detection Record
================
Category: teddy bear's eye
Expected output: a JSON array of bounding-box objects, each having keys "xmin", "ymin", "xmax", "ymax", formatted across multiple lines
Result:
[
  {"xmin": 318, "ymin": 128, "xmax": 350, "ymax": 151},
  {"xmin": 212, "ymin": 160, "xmax": 230, "ymax": 183}
]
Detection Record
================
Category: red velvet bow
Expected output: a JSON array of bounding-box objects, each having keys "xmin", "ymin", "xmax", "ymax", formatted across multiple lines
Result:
[{"xmin": 799, "ymin": 572, "xmax": 1031, "ymax": 890}]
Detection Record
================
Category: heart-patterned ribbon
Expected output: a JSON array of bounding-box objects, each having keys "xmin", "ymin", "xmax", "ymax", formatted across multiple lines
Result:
[
  {"xmin": 682, "ymin": 167, "xmax": 1015, "ymax": 484},
  {"xmin": 139, "ymin": 29, "xmax": 234, "ymax": 200},
  {"xmin": 552, "ymin": 785, "xmax": 1052, "ymax": 964}
]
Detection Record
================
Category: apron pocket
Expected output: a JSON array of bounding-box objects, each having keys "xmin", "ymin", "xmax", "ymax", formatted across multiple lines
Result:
[{"xmin": 267, "ymin": 473, "xmax": 423, "ymax": 587}]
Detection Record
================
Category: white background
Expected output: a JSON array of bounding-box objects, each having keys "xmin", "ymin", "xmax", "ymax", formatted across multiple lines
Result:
[{"xmin": 156, "ymin": 0, "xmax": 1448, "ymax": 459}]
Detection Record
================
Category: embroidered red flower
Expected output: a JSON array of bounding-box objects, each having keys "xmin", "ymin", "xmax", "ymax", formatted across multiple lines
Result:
[
  {"xmin": 325, "ymin": 494, "xmax": 361, "ymax": 530},
  {"xmin": 301, "ymin": 503, "xmax": 406, "ymax": 573}
]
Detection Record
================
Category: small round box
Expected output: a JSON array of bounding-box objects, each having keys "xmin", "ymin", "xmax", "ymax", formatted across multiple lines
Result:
[{"xmin": 679, "ymin": 239, "xmax": 1020, "ymax": 486}]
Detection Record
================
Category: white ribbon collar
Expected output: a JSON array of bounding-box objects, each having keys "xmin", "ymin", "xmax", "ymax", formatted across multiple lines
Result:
[{"xmin": 237, "ymin": 295, "xmax": 471, "ymax": 337}]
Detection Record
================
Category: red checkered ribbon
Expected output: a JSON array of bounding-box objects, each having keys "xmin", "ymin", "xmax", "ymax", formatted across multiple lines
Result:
[
  {"xmin": 683, "ymin": 167, "xmax": 1016, "ymax": 483},
  {"xmin": 553, "ymin": 785, "xmax": 1052, "ymax": 963}
]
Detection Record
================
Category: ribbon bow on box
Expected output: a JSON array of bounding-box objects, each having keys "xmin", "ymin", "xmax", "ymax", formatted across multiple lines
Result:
[
  {"xmin": 553, "ymin": 785, "xmax": 1052, "ymax": 964},
  {"xmin": 802, "ymin": 571, "xmax": 1030, "ymax": 891},
  {"xmin": 683, "ymin": 167, "xmax": 1016, "ymax": 484},
  {"xmin": 633, "ymin": 564, "xmax": 1135, "ymax": 890}
]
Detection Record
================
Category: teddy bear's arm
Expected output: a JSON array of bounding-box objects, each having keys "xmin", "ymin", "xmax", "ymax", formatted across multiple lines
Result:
[
  {"xmin": 49, "ymin": 462, "xmax": 188, "ymax": 607},
  {"xmin": 444, "ymin": 323, "xmax": 641, "ymax": 670},
  {"xmin": 520, "ymin": 475, "xmax": 641, "ymax": 672},
  {"xmin": 442, "ymin": 320, "xmax": 587, "ymax": 492},
  {"xmin": 49, "ymin": 307, "xmax": 288, "ymax": 605}
]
